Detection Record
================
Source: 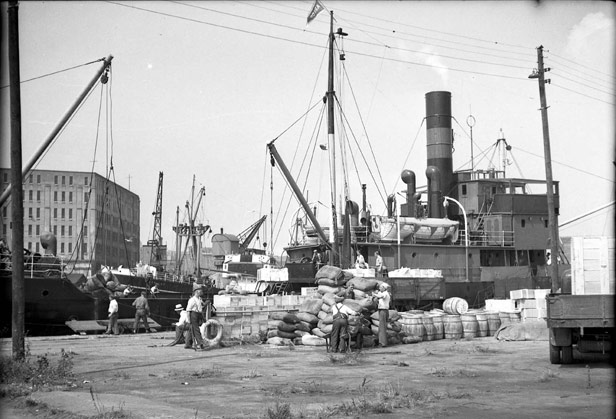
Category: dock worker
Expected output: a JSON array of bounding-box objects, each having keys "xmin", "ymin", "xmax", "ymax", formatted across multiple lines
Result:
[
  {"xmin": 168, "ymin": 304, "xmax": 192, "ymax": 348},
  {"xmin": 312, "ymin": 249, "xmax": 322, "ymax": 270},
  {"xmin": 372, "ymin": 283, "xmax": 391, "ymax": 347},
  {"xmin": 355, "ymin": 250, "xmax": 367, "ymax": 269},
  {"xmin": 105, "ymin": 295, "xmax": 119, "ymax": 335},
  {"xmin": 336, "ymin": 283, "xmax": 355, "ymax": 300},
  {"xmin": 330, "ymin": 302, "xmax": 356, "ymax": 353},
  {"xmin": 374, "ymin": 251, "xmax": 386, "ymax": 277},
  {"xmin": 132, "ymin": 291, "xmax": 152, "ymax": 334},
  {"xmin": 186, "ymin": 288, "xmax": 206, "ymax": 350}
]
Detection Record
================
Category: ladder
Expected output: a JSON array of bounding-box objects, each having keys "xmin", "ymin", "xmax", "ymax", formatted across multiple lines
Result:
[{"xmin": 255, "ymin": 281, "xmax": 288, "ymax": 296}]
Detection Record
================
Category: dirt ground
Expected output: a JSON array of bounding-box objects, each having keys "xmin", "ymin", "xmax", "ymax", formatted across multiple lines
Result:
[{"xmin": 1, "ymin": 327, "xmax": 614, "ymax": 419}]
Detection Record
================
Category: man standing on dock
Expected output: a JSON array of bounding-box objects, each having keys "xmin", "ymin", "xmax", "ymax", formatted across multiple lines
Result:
[
  {"xmin": 132, "ymin": 291, "xmax": 152, "ymax": 333},
  {"xmin": 105, "ymin": 295, "xmax": 119, "ymax": 335},
  {"xmin": 186, "ymin": 288, "xmax": 206, "ymax": 350},
  {"xmin": 372, "ymin": 283, "xmax": 391, "ymax": 347}
]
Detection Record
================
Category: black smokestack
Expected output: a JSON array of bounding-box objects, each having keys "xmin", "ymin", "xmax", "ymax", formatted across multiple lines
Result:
[{"xmin": 425, "ymin": 91, "xmax": 453, "ymax": 212}]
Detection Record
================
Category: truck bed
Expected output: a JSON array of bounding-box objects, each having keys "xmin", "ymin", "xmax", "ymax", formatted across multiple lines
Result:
[{"xmin": 546, "ymin": 294, "xmax": 614, "ymax": 328}]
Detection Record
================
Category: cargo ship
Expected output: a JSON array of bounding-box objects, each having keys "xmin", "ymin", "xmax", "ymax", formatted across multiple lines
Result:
[{"xmin": 267, "ymin": 12, "xmax": 569, "ymax": 309}]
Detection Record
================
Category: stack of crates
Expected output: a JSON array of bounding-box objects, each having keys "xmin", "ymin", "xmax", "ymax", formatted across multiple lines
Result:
[{"xmin": 510, "ymin": 289, "xmax": 550, "ymax": 320}]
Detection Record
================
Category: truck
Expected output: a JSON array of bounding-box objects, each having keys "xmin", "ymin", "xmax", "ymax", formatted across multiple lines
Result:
[{"xmin": 546, "ymin": 236, "xmax": 614, "ymax": 364}]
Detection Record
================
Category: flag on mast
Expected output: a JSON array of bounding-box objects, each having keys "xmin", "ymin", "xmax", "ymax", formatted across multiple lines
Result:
[{"xmin": 307, "ymin": 0, "xmax": 324, "ymax": 24}]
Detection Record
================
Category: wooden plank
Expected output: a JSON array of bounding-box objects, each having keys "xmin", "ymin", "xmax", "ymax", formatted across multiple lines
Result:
[{"xmin": 65, "ymin": 317, "xmax": 162, "ymax": 333}]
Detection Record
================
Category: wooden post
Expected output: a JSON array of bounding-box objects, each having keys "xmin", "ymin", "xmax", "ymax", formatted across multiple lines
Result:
[
  {"xmin": 532, "ymin": 46, "xmax": 560, "ymax": 292},
  {"xmin": 8, "ymin": 0, "xmax": 25, "ymax": 360}
]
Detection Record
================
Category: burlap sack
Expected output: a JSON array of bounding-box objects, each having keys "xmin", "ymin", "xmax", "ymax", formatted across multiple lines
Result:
[
  {"xmin": 298, "ymin": 299, "xmax": 323, "ymax": 315},
  {"xmin": 296, "ymin": 312, "xmax": 319, "ymax": 325}
]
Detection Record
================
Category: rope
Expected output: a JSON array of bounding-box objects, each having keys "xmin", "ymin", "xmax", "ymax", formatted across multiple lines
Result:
[{"xmin": 0, "ymin": 57, "xmax": 106, "ymax": 89}]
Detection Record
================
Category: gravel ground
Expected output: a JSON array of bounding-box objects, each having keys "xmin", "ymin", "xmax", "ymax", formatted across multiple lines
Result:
[{"xmin": 1, "ymin": 328, "xmax": 614, "ymax": 419}]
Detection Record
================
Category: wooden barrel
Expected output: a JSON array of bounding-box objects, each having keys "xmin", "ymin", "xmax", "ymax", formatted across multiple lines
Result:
[
  {"xmin": 443, "ymin": 297, "xmax": 469, "ymax": 315},
  {"xmin": 485, "ymin": 311, "xmax": 501, "ymax": 336},
  {"xmin": 429, "ymin": 314, "xmax": 444, "ymax": 340},
  {"xmin": 421, "ymin": 315, "xmax": 437, "ymax": 341},
  {"xmin": 443, "ymin": 315, "xmax": 463, "ymax": 339},
  {"xmin": 460, "ymin": 313, "xmax": 478, "ymax": 338},
  {"xmin": 509, "ymin": 311, "xmax": 521, "ymax": 323},
  {"xmin": 473, "ymin": 312, "xmax": 488, "ymax": 337},
  {"xmin": 498, "ymin": 311, "xmax": 511, "ymax": 326},
  {"xmin": 399, "ymin": 315, "xmax": 425, "ymax": 341}
]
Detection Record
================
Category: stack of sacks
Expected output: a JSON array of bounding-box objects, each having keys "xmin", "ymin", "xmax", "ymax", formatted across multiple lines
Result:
[
  {"xmin": 315, "ymin": 265, "xmax": 351, "ymax": 295},
  {"xmin": 370, "ymin": 310, "xmax": 403, "ymax": 345},
  {"xmin": 297, "ymin": 298, "xmax": 328, "ymax": 346},
  {"xmin": 266, "ymin": 311, "xmax": 292, "ymax": 345},
  {"xmin": 264, "ymin": 267, "xmax": 409, "ymax": 347}
]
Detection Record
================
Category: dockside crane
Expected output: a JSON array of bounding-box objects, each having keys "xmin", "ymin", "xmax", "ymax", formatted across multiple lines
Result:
[
  {"xmin": 238, "ymin": 215, "xmax": 267, "ymax": 254},
  {"xmin": 148, "ymin": 171, "xmax": 166, "ymax": 270}
]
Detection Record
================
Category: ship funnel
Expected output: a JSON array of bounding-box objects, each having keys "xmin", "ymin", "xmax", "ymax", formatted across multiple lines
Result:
[
  {"xmin": 401, "ymin": 169, "xmax": 416, "ymax": 217},
  {"xmin": 425, "ymin": 91, "xmax": 453, "ymax": 201}
]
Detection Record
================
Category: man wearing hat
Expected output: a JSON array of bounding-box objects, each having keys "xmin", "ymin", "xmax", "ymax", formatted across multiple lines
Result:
[
  {"xmin": 105, "ymin": 295, "xmax": 119, "ymax": 335},
  {"xmin": 168, "ymin": 304, "xmax": 192, "ymax": 347}
]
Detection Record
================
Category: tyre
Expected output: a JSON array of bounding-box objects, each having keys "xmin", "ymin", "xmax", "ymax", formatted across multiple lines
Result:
[
  {"xmin": 561, "ymin": 345, "xmax": 573, "ymax": 364},
  {"xmin": 200, "ymin": 319, "xmax": 223, "ymax": 346},
  {"xmin": 549, "ymin": 343, "xmax": 561, "ymax": 364}
]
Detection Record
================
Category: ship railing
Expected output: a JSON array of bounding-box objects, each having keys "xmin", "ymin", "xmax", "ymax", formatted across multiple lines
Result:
[{"xmin": 467, "ymin": 230, "xmax": 515, "ymax": 247}]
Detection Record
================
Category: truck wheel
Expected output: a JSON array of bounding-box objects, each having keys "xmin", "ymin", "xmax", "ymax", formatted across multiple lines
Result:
[
  {"xmin": 549, "ymin": 343, "xmax": 561, "ymax": 364},
  {"xmin": 561, "ymin": 345, "xmax": 573, "ymax": 364}
]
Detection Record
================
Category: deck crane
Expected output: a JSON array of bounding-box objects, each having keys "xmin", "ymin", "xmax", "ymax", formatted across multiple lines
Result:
[
  {"xmin": 148, "ymin": 171, "xmax": 166, "ymax": 269},
  {"xmin": 238, "ymin": 215, "xmax": 267, "ymax": 254}
]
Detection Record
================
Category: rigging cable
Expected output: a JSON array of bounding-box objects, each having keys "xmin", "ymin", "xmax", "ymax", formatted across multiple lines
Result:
[
  {"xmin": 0, "ymin": 57, "xmax": 107, "ymax": 89},
  {"xmin": 65, "ymin": 72, "xmax": 109, "ymax": 274}
]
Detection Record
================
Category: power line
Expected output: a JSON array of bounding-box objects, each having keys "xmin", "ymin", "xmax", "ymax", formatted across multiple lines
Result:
[
  {"xmin": 105, "ymin": 2, "xmax": 613, "ymax": 105},
  {"xmin": 514, "ymin": 147, "xmax": 615, "ymax": 183},
  {"xmin": 551, "ymin": 82, "xmax": 615, "ymax": 106},
  {"xmin": 550, "ymin": 51, "xmax": 616, "ymax": 84}
]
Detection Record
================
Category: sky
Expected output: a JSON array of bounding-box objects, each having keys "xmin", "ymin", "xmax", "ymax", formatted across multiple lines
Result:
[{"xmin": 1, "ymin": 0, "xmax": 614, "ymax": 258}]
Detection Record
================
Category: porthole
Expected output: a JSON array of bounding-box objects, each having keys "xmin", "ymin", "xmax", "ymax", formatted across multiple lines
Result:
[
  {"xmin": 411, "ymin": 252, "xmax": 417, "ymax": 258},
  {"xmin": 41, "ymin": 290, "xmax": 49, "ymax": 297}
]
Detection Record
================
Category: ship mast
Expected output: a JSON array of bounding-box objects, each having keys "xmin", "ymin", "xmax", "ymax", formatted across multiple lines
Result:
[{"xmin": 326, "ymin": 11, "xmax": 340, "ymax": 266}]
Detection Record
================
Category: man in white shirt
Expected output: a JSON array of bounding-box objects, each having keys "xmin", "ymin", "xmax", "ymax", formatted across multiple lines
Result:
[
  {"xmin": 372, "ymin": 283, "xmax": 391, "ymax": 347},
  {"xmin": 168, "ymin": 304, "xmax": 192, "ymax": 347},
  {"xmin": 186, "ymin": 288, "xmax": 206, "ymax": 350},
  {"xmin": 105, "ymin": 295, "xmax": 119, "ymax": 335},
  {"xmin": 330, "ymin": 302, "xmax": 357, "ymax": 352}
]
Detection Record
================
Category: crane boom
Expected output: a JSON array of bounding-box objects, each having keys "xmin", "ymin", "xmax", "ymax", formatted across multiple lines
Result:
[
  {"xmin": 238, "ymin": 215, "xmax": 267, "ymax": 253},
  {"xmin": 148, "ymin": 171, "xmax": 164, "ymax": 267}
]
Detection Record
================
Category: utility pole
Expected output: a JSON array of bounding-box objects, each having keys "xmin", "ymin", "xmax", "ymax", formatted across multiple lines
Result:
[
  {"xmin": 529, "ymin": 45, "xmax": 560, "ymax": 292},
  {"xmin": 8, "ymin": 0, "xmax": 25, "ymax": 360}
]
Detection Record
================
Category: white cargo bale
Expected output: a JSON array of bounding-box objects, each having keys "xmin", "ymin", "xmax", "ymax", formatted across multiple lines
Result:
[{"xmin": 485, "ymin": 299, "xmax": 516, "ymax": 313}]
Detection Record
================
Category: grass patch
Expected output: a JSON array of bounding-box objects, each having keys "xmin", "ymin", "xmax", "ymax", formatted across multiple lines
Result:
[
  {"xmin": 264, "ymin": 400, "xmax": 293, "ymax": 419},
  {"xmin": 0, "ymin": 348, "xmax": 75, "ymax": 397},
  {"xmin": 326, "ymin": 351, "xmax": 363, "ymax": 365},
  {"xmin": 322, "ymin": 378, "xmax": 443, "ymax": 416},
  {"xmin": 90, "ymin": 386, "xmax": 134, "ymax": 418},
  {"xmin": 472, "ymin": 345, "xmax": 498, "ymax": 353},
  {"xmin": 191, "ymin": 365, "xmax": 223, "ymax": 378},
  {"xmin": 428, "ymin": 367, "xmax": 479, "ymax": 378},
  {"xmin": 113, "ymin": 371, "xmax": 131, "ymax": 380},
  {"xmin": 242, "ymin": 368, "xmax": 262, "ymax": 379}
]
